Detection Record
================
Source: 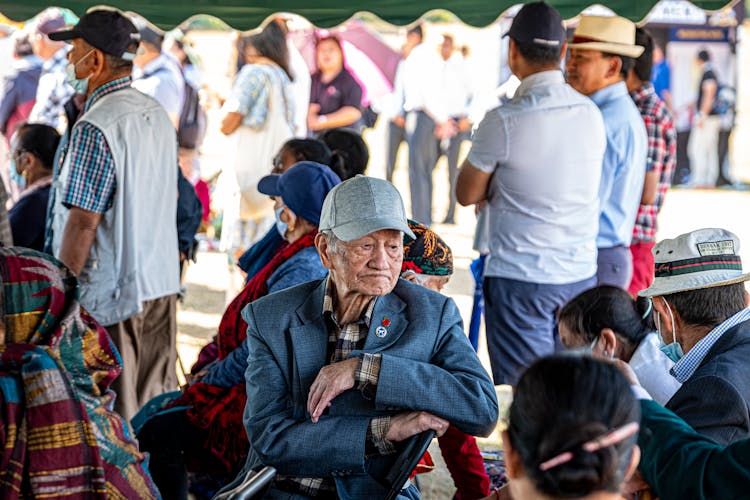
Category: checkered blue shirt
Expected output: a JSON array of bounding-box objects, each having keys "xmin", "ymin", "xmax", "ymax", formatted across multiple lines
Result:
[
  {"xmin": 671, "ymin": 308, "xmax": 750, "ymax": 383},
  {"xmin": 61, "ymin": 77, "xmax": 131, "ymax": 214}
]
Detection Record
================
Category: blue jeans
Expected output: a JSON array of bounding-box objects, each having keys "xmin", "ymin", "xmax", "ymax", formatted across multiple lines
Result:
[{"xmin": 484, "ymin": 275, "xmax": 597, "ymax": 385}]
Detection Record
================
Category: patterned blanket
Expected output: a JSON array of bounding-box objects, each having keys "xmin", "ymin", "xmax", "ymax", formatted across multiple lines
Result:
[{"xmin": 0, "ymin": 247, "xmax": 160, "ymax": 499}]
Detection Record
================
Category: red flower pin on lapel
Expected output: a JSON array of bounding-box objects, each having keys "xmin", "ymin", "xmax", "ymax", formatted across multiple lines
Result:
[{"xmin": 381, "ymin": 317, "xmax": 391, "ymax": 327}]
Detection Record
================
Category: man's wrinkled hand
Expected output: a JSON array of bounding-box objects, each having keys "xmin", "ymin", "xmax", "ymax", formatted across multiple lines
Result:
[
  {"xmin": 385, "ymin": 411, "xmax": 449, "ymax": 442},
  {"xmin": 307, "ymin": 357, "xmax": 359, "ymax": 423}
]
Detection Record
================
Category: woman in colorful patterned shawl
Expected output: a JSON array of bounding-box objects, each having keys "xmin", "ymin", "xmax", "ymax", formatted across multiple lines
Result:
[{"xmin": 0, "ymin": 247, "xmax": 159, "ymax": 499}]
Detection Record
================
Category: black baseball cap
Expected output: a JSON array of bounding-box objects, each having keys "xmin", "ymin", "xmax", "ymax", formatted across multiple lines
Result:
[
  {"xmin": 505, "ymin": 2, "xmax": 566, "ymax": 48},
  {"xmin": 49, "ymin": 8, "xmax": 140, "ymax": 60}
]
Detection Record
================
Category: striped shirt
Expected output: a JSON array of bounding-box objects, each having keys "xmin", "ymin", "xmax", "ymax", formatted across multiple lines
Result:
[
  {"xmin": 61, "ymin": 77, "xmax": 132, "ymax": 214},
  {"xmin": 671, "ymin": 308, "xmax": 750, "ymax": 383}
]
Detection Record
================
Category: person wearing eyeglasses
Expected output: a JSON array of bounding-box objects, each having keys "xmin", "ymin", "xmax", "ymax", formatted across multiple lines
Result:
[{"xmin": 8, "ymin": 123, "xmax": 60, "ymax": 250}]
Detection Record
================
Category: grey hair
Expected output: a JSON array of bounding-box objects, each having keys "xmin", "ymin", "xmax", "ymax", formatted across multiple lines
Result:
[{"xmin": 321, "ymin": 230, "xmax": 341, "ymax": 253}]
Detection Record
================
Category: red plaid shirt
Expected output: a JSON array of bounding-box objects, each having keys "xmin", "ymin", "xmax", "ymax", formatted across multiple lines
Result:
[{"xmin": 630, "ymin": 83, "xmax": 676, "ymax": 243}]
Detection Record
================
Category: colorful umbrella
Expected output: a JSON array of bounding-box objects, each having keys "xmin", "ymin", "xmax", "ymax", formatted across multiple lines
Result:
[{"xmin": 290, "ymin": 20, "xmax": 401, "ymax": 106}]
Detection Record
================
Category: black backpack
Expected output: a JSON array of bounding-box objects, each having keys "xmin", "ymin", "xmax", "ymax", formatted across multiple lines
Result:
[{"xmin": 178, "ymin": 81, "xmax": 207, "ymax": 150}]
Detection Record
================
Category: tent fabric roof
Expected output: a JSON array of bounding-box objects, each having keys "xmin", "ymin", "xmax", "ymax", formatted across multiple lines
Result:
[{"xmin": 0, "ymin": 0, "xmax": 738, "ymax": 30}]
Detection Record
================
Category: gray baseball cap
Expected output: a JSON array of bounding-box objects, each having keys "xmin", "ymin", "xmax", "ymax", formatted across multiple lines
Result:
[{"xmin": 319, "ymin": 175, "xmax": 416, "ymax": 242}]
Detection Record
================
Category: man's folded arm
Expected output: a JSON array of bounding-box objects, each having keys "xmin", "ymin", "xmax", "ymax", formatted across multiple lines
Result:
[{"xmin": 243, "ymin": 313, "xmax": 371, "ymax": 477}]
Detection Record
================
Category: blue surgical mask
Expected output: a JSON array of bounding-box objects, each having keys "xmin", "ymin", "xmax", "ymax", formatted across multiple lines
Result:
[
  {"xmin": 65, "ymin": 49, "xmax": 95, "ymax": 94},
  {"xmin": 657, "ymin": 298, "xmax": 683, "ymax": 363},
  {"xmin": 9, "ymin": 157, "xmax": 25, "ymax": 190}
]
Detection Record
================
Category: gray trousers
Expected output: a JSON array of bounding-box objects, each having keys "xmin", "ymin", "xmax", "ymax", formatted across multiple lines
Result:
[
  {"xmin": 386, "ymin": 120, "xmax": 406, "ymax": 183},
  {"xmin": 443, "ymin": 130, "xmax": 469, "ymax": 223},
  {"xmin": 406, "ymin": 110, "xmax": 439, "ymax": 226},
  {"xmin": 597, "ymin": 245, "xmax": 633, "ymax": 289}
]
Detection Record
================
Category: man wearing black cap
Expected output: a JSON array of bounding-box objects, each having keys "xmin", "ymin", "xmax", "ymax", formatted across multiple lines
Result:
[
  {"xmin": 456, "ymin": 2, "xmax": 606, "ymax": 386},
  {"xmin": 131, "ymin": 15, "xmax": 185, "ymax": 128},
  {"xmin": 48, "ymin": 8, "xmax": 181, "ymax": 421}
]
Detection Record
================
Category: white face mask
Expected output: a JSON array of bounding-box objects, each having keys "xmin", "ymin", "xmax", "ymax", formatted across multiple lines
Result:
[{"xmin": 65, "ymin": 49, "xmax": 95, "ymax": 94}]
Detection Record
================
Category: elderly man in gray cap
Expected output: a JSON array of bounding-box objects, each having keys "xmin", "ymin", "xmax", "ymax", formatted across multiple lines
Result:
[{"xmin": 239, "ymin": 175, "xmax": 498, "ymax": 499}]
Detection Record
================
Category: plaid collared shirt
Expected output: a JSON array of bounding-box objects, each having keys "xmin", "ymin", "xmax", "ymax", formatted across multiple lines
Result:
[
  {"xmin": 276, "ymin": 277, "xmax": 392, "ymax": 497},
  {"xmin": 28, "ymin": 46, "xmax": 74, "ymax": 128},
  {"xmin": 631, "ymin": 83, "xmax": 677, "ymax": 243},
  {"xmin": 61, "ymin": 77, "xmax": 132, "ymax": 214},
  {"xmin": 671, "ymin": 308, "xmax": 750, "ymax": 384}
]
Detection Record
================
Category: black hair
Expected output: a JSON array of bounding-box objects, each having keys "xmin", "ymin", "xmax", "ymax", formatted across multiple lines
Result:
[
  {"xmin": 407, "ymin": 24, "xmax": 423, "ymax": 41},
  {"xmin": 509, "ymin": 355, "xmax": 639, "ymax": 498},
  {"xmin": 283, "ymin": 138, "xmax": 332, "ymax": 166},
  {"xmin": 558, "ymin": 286, "xmax": 654, "ymax": 349},
  {"xmin": 512, "ymin": 38, "xmax": 562, "ymax": 65},
  {"xmin": 16, "ymin": 123, "xmax": 61, "ymax": 170},
  {"xmin": 13, "ymin": 34, "xmax": 33, "ymax": 57},
  {"xmin": 633, "ymin": 28, "xmax": 654, "ymax": 83},
  {"xmin": 317, "ymin": 128, "xmax": 369, "ymax": 180},
  {"xmin": 664, "ymin": 282, "xmax": 746, "ymax": 329},
  {"xmin": 245, "ymin": 21, "xmax": 292, "ymax": 80},
  {"xmin": 698, "ymin": 49, "xmax": 710, "ymax": 62}
]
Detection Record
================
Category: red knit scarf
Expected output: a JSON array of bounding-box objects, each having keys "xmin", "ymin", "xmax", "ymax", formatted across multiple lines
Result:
[{"xmin": 176, "ymin": 230, "xmax": 318, "ymax": 472}]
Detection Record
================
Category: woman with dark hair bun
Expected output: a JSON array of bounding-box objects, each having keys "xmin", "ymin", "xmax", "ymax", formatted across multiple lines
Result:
[
  {"xmin": 317, "ymin": 127, "xmax": 369, "ymax": 180},
  {"xmin": 558, "ymin": 286, "xmax": 681, "ymax": 405},
  {"xmin": 502, "ymin": 355, "xmax": 641, "ymax": 500}
]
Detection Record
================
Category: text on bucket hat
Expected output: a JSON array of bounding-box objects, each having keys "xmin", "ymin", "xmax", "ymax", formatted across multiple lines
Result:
[
  {"xmin": 568, "ymin": 15, "xmax": 644, "ymax": 59},
  {"xmin": 505, "ymin": 2, "xmax": 565, "ymax": 49},
  {"xmin": 257, "ymin": 161, "xmax": 341, "ymax": 226},
  {"xmin": 639, "ymin": 228, "xmax": 750, "ymax": 297},
  {"xmin": 319, "ymin": 175, "xmax": 416, "ymax": 242},
  {"xmin": 48, "ymin": 8, "xmax": 140, "ymax": 61}
]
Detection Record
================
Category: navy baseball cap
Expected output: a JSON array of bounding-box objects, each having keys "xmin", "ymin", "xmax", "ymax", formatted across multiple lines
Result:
[
  {"xmin": 505, "ymin": 2, "xmax": 565, "ymax": 49},
  {"xmin": 258, "ymin": 162, "xmax": 341, "ymax": 226},
  {"xmin": 49, "ymin": 8, "xmax": 140, "ymax": 60}
]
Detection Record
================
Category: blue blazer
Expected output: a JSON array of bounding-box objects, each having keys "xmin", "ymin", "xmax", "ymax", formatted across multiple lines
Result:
[
  {"xmin": 666, "ymin": 319, "xmax": 750, "ymax": 445},
  {"xmin": 241, "ymin": 278, "xmax": 498, "ymax": 498}
]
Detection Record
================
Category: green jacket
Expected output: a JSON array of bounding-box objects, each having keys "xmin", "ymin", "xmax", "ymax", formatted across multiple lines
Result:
[{"xmin": 639, "ymin": 399, "xmax": 750, "ymax": 499}]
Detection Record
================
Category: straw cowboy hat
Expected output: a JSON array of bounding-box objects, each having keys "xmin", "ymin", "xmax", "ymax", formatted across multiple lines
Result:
[
  {"xmin": 639, "ymin": 228, "xmax": 750, "ymax": 298},
  {"xmin": 569, "ymin": 15, "xmax": 644, "ymax": 59}
]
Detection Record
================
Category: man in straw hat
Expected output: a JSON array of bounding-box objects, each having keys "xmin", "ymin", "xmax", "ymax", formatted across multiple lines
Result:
[
  {"xmin": 457, "ymin": 1, "xmax": 606, "ymax": 386},
  {"xmin": 567, "ymin": 15, "xmax": 647, "ymax": 290},
  {"xmin": 639, "ymin": 228, "xmax": 750, "ymax": 445}
]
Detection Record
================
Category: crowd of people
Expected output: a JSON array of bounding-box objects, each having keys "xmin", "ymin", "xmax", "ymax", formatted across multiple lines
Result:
[{"xmin": 0, "ymin": 3, "xmax": 749, "ymax": 500}]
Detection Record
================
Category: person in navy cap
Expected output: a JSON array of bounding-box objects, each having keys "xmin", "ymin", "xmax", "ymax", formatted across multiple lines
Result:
[
  {"xmin": 136, "ymin": 162, "xmax": 341, "ymax": 499},
  {"xmin": 456, "ymin": 1, "xmax": 607, "ymax": 386},
  {"xmin": 46, "ymin": 8, "xmax": 183, "ymax": 421}
]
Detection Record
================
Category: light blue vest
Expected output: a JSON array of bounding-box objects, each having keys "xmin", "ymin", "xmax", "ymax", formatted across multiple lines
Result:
[{"xmin": 52, "ymin": 87, "xmax": 179, "ymax": 326}]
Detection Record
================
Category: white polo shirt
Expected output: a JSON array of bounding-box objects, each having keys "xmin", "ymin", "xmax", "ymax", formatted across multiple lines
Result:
[{"xmin": 467, "ymin": 70, "xmax": 605, "ymax": 284}]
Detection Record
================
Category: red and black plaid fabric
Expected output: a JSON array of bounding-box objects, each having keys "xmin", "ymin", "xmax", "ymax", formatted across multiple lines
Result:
[{"xmin": 631, "ymin": 83, "xmax": 677, "ymax": 243}]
